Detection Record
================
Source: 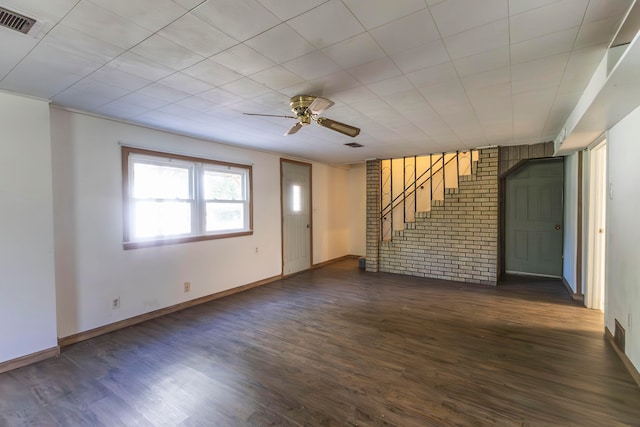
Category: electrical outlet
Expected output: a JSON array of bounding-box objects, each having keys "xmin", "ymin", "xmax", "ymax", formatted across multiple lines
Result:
[
  {"xmin": 255, "ymin": 247, "xmax": 259, "ymax": 253},
  {"xmin": 184, "ymin": 282, "xmax": 191, "ymax": 292},
  {"xmin": 112, "ymin": 297, "xmax": 120, "ymax": 309}
]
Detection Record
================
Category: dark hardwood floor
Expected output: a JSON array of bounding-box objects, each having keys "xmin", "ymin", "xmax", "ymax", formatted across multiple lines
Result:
[{"xmin": 2, "ymin": 259, "xmax": 639, "ymax": 426}]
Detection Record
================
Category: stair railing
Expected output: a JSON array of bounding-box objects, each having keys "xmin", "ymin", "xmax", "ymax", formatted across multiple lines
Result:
[{"xmin": 380, "ymin": 150, "xmax": 474, "ymax": 241}]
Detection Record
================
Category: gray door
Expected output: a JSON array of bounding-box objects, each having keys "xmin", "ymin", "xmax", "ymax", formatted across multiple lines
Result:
[
  {"xmin": 506, "ymin": 159, "xmax": 564, "ymax": 277},
  {"xmin": 281, "ymin": 160, "xmax": 311, "ymax": 275}
]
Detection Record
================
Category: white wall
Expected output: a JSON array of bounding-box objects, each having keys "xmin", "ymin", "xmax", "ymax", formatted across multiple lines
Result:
[
  {"xmin": 606, "ymin": 105, "xmax": 640, "ymax": 370},
  {"xmin": 0, "ymin": 92, "xmax": 57, "ymax": 362},
  {"xmin": 51, "ymin": 109, "xmax": 356, "ymax": 338},
  {"xmin": 563, "ymin": 153, "xmax": 578, "ymax": 292},
  {"xmin": 312, "ymin": 164, "xmax": 351, "ymax": 263},
  {"xmin": 348, "ymin": 163, "xmax": 366, "ymax": 256}
]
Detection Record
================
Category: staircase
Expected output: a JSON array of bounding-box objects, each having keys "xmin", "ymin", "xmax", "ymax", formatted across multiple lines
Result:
[{"xmin": 380, "ymin": 150, "xmax": 479, "ymax": 241}]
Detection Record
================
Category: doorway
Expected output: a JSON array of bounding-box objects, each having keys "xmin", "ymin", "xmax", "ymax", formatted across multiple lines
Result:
[
  {"xmin": 584, "ymin": 141, "xmax": 607, "ymax": 310},
  {"xmin": 281, "ymin": 159, "xmax": 312, "ymax": 276},
  {"xmin": 505, "ymin": 159, "xmax": 564, "ymax": 277}
]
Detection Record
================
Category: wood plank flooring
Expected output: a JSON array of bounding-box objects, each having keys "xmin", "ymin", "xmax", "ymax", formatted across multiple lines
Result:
[{"xmin": 2, "ymin": 259, "xmax": 639, "ymax": 426}]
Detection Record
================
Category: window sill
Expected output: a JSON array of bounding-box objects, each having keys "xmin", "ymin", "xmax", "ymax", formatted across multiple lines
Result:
[{"xmin": 123, "ymin": 230, "xmax": 253, "ymax": 250}]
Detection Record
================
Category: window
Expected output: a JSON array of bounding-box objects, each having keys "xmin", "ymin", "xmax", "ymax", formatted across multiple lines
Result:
[{"xmin": 122, "ymin": 147, "xmax": 252, "ymax": 249}]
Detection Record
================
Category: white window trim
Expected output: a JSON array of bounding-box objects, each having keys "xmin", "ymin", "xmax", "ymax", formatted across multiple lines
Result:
[{"xmin": 122, "ymin": 146, "xmax": 253, "ymax": 249}]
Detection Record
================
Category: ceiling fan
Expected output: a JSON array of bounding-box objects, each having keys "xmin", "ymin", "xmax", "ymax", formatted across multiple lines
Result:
[{"xmin": 243, "ymin": 95, "xmax": 361, "ymax": 137}]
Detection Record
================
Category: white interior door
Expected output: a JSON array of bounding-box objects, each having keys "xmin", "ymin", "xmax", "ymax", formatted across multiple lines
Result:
[
  {"xmin": 585, "ymin": 141, "xmax": 607, "ymax": 310},
  {"xmin": 505, "ymin": 159, "xmax": 564, "ymax": 277},
  {"xmin": 281, "ymin": 160, "xmax": 311, "ymax": 275}
]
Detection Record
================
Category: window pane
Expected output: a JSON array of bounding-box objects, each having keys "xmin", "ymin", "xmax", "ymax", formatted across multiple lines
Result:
[
  {"xmin": 133, "ymin": 201, "xmax": 191, "ymax": 238},
  {"xmin": 292, "ymin": 185, "xmax": 301, "ymax": 212},
  {"xmin": 206, "ymin": 203, "xmax": 244, "ymax": 231},
  {"xmin": 203, "ymin": 170, "xmax": 243, "ymax": 200},
  {"xmin": 134, "ymin": 162, "xmax": 191, "ymax": 199}
]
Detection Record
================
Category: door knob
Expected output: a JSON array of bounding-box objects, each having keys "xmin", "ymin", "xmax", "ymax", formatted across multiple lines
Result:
[{"xmin": 555, "ymin": 224, "xmax": 561, "ymax": 230}]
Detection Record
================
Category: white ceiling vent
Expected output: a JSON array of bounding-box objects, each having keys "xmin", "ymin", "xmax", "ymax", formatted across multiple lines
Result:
[{"xmin": 0, "ymin": 6, "xmax": 37, "ymax": 35}]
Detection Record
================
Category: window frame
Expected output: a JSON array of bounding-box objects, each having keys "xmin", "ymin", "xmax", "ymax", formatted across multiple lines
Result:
[{"xmin": 122, "ymin": 146, "xmax": 253, "ymax": 249}]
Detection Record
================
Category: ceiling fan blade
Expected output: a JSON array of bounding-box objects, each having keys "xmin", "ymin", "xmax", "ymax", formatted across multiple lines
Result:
[
  {"xmin": 285, "ymin": 122, "xmax": 303, "ymax": 135},
  {"xmin": 243, "ymin": 112, "xmax": 297, "ymax": 119},
  {"xmin": 315, "ymin": 117, "xmax": 360, "ymax": 137},
  {"xmin": 308, "ymin": 97, "xmax": 334, "ymax": 115}
]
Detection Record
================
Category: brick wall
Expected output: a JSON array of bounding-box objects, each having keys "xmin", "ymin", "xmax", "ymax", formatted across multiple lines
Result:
[
  {"xmin": 499, "ymin": 141, "xmax": 554, "ymax": 176},
  {"xmin": 365, "ymin": 159, "xmax": 381, "ymax": 272},
  {"xmin": 366, "ymin": 148, "xmax": 499, "ymax": 285}
]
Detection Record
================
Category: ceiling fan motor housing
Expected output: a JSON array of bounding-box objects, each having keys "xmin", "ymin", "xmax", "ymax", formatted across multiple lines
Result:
[{"xmin": 289, "ymin": 95, "xmax": 315, "ymax": 121}]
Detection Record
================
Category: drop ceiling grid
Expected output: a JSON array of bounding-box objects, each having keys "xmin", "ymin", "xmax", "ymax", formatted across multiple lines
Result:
[{"xmin": 0, "ymin": 0, "xmax": 633, "ymax": 163}]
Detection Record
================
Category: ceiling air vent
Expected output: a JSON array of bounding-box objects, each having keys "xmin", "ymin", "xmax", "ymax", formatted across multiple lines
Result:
[
  {"xmin": 0, "ymin": 7, "xmax": 37, "ymax": 35},
  {"xmin": 344, "ymin": 142, "xmax": 364, "ymax": 148}
]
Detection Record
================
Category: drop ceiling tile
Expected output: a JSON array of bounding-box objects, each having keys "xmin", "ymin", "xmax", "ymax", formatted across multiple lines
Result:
[
  {"xmin": 560, "ymin": 44, "xmax": 607, "ymax": 86},
  {"xmin": 211, "ymin": 44, "xmax": 275, "ymax": 76},
  {"xmin": 288, "ymin": 0, "xmax": 365, "ymax": 49},
  {"xmin": 132, "ymin": 34, "xmax": 205, "ymax": 71},
  {"xmin": 368, "ymin": 75, "xmax": 413, "ymax": 97},
  {"xmin": 283, "ymin": 51, "xmax": 340, "ymax": 80},
  {"xmin": 369, "ymin": 9, "xmax": 440, "ymax": 55},
  {"xmin": 0, "ymin": 62, "xmax": 82, "ymax": 99},
  {"xmin": 159, "ymin": 13, "xmax": 238, "ymax": 57},
  {"xmin": 406, "ymin": 62, "xmax": 458, "ymax": 88},
  {"xmin": 443, "ymin": 19, "xmax": 509, "ymax": 60},
  {"xmin": 45, "ymin": 24, "xmax": 124, "ymax": 65},
  {"xmin": 511, "ymin": 27, "xmax": 579, "ymax": 64},
  {"xmin": 174, "ymin": 95, "xmax": 220, "ymax": 111},
  {"xmin": 256, "ymin": 0, "xmax": 327, "ymax": 21},
  {"xmin": 221, "ymin": 77, "xmax": 271, "ymax": 98},
  {"xmin": 137, "ymin": 83, "xmax": 192, "ymax": 103},
  {"xmin": 92, "ymin": 100, "xmax": 151, "ymax": 118},
  {"xmin": 511, "ymin": 53, "xmax": 569, "ymax": 93},
  {"xmin": 419, "ymin": 80, "xmax": 468, "ymax": 109},
  {"xmin": 453, "ymin": 46, "xmax": 510, "ymax": 77},
  {"xmin": 251, "ymin": 91, "xmax": 291, "ymax": 110},
  {"xmin": 322, "ymin": 33, "xmax": 387, "ymax": 69},
  {"xmin": 53, "ymin": 79, "xmax": 129, "ymax": 110},
  {"xmin": 584, "ymin": 0, "xmax": 632, "ymax": 23},
  {"xmin": 342, "ymin": 0, "xmax": 426, "ymax": 30},
  {"xmin": 245, "ymin": 24, "xmax": 317, "ymax": 64},
  {"xmin": 384, "ymin": 90, "xmax": 428, "ymax": 110},
  {"xmin": 0, "ymin": 29, "xmax": 39, "ymax": 80},
  {"xmin": 332, "ymin": 85, "xmax": 377, "ymax": 105},
  {"xmin": 173, "ymin": 0, "xmax": 203, "ymax": 10},
  {"xmin": 467, "ymin": 82, "xmax": 512, "ymax": 104},
  {"xmin": 220, "ymin": 77, "xmax": 272, "ymax": 99},
  {"xmin": 182, "ymin": 59, "xmax": 242, "ymax": 86},
  {"xmin": 509, "ymin": 0, "xmax": 589, "ymax": 44},
  {"xmin": 508, "ymin": 0, "xmax": 560, "ymax": 16},
  {"xmin": 191, "ymin": 0, "xmax": 280, "ymax": 41},
  {"xmin": 109, "ymin": 52, "xmax": 175, "ymax": 81},
  {"xmin": 0, "ymin": 0, "xmax": 77, "ymax": 22},
  {"xmin": 430, "ymin": 0, "xmax": 508, "ymax": 38},
  {"xmin": 305, "ymin": 71, "xmax": 361, "ymax": 95},
  {"xmin": 158, "ymin": 72, "xmax": 212, "ymax": 95},
  {"xmin": 62, "ymin": 1, "xmax": 152, "ymax": 50},
  {"xmin": 574, "ymin": 16, "xmax": 624, "ymax": 50},
  {"xmin": 461, "ymin": 66, "xmax": 510, "ymax": 90},
  {"xmin": 30, "ymin": 40, "xmax": 104, "ymax": 78},
  {"xmin": 197, "ymin": 88, "xmax": 245, "ymax": 107},
  {"xmin": 391, "ymin": 39, "xmax": 450, "ymax": 74},
  {"xmin": 155, "ymin": 103, "xmax": 203, "ymax": 119},
  {"xmin": 349, "ymin": 57, "xmax": 402, "ymax": 84},
  {"xmin": 87, "ymin": 0, "xmax": 185, "ymax": 32},
  {"xmin": 118, "ymin": 91, "xmax": 171, "ymax": 110},
  {"xmin": 89, "ymin": 67, "xmax": 153, "ymax": 91},
  {"xmin": 251, "ymin": 66, "xmax": 304, "ymax": 90}
]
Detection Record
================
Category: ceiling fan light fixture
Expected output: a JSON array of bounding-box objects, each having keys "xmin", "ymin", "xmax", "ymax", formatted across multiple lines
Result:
[
  {"xmin": 308, "ymin": 96, "xmax": 334, "ymax": 115},
  {"xmin": 316, "ymin": 117, "xmax": 361, "ymax": 138}
]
